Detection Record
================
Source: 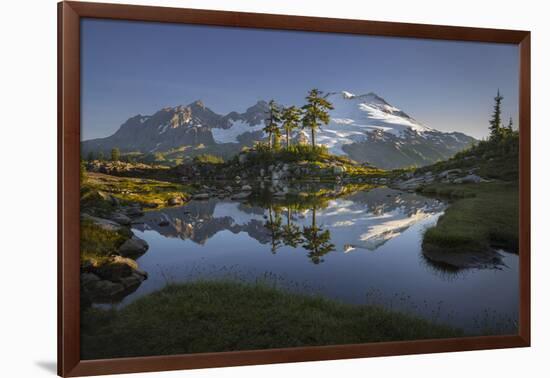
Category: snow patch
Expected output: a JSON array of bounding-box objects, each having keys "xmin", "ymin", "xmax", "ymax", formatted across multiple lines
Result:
[{"xmin": 211, "ymin": 120, "xmax": 265, "ymax": 144}]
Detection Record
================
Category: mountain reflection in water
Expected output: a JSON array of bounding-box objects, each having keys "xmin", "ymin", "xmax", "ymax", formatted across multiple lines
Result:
[{"xmin": 133, "ymin": 187, "xmax": 446, "ymax": 258}]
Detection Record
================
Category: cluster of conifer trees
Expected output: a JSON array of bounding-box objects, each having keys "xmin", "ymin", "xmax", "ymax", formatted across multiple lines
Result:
[{"xmin": 262, "ymin": 88, "xmax": 334, "ymax": 150}]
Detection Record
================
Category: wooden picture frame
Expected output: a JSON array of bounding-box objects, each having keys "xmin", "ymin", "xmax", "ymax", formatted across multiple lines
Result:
[{"xmin": 58, "ymin": 1, "xmax": 531, "ymax": 376}]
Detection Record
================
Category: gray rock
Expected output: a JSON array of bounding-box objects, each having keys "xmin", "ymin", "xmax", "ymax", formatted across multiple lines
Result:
[
  {"xmin": 241, "ymin": 184, "xmax": 252, "ymax": 191},
  {"xmin": 437, "ymin": 168, "xmax": 462, "ymax": 179},
  {"xmin": 231, "ymin": 192, "xmax": 251, "ymax": 200},
  {"xmin": 119, "ymin": 272, "xmax": 147, "ymax": 289},
  {"xmin": 81, "ymin": 273, "xmax": 101, "ymax": 289},
  {"xmin": 81, "ymin": 214, "xmax": 123, "ymax": 231},
  {"xmin": 93, "ymin": 280, "xmax": 126, "ymax": 297},
  {"xmin": 118, "ymin": 236, "xmax": 149, "ymax": 258},
  {"xmin": 110, "ymin": 212, "xmax": 132, "ymax": 225},
  {"xmin": 460, "ymin": 174, "xmax": 482, "ymax": 184},
  {"xmin": 94, "ymin": 256, "xmax": 140, "ymax": 282},
  {"xmin": 192, "ymin": 193, "xmax": 209, "ymax": 200},
  {"xmin": 396, "ymin": 177, "xmax": 423, "ymax": 190}
]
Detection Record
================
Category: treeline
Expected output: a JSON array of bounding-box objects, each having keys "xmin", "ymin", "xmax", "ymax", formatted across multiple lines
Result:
[{"xmin": 84, "ymin": 148, "xmax": 167, "ymax": 164}]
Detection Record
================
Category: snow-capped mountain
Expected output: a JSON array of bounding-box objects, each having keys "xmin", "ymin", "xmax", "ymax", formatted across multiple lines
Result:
[{"xmin": 82, "ymin": 91, "xmax": 476, "ymax": 169}]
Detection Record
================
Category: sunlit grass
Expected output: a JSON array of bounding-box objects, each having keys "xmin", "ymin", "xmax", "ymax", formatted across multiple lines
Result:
[{"xmin": 84, "ymin": 172, "xmax": 192, "ymax": 209}]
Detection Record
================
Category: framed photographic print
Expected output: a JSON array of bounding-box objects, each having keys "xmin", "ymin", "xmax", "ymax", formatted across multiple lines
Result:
[{"xmin": 58, "ymin": 1, "xmax": 531, "ymax": 376}]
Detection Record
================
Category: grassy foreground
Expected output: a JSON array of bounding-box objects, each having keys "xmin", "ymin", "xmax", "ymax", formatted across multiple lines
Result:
[
  {"xmin": 81, "ymin": 281, "xmax": 461, "ymax": 359},
  {"xmin": 420, "ymin": 181, "xmax": 518, "ymax": 254}
]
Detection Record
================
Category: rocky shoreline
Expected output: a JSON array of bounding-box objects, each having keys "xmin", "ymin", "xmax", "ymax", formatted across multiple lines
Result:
[{"xmin": 80, "ymin": 209, "xmax": 150, "ymax": 304}]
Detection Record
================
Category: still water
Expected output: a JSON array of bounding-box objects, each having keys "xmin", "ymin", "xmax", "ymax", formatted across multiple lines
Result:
[{"xmin": 117, "ymin": 186, "xmax": 518, "ymax": 334}]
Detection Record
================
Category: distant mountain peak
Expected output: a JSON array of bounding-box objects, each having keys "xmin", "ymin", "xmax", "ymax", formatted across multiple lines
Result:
[{"xmin": 190, "ymin": 100, "xmax": 205, "ymax": 109}]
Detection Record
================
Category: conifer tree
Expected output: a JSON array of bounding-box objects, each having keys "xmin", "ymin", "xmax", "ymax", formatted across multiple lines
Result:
[
  {"xmin": 302, "ymin": 89, "xmax": 333, "ymax": 148},
  {"xmin": 281, "ymin": 106, "xmax": 302, "ymax": 149},
  {"xmin": 111, "ymin": 147, "xmax": 121, "ymax": 162},
  {"xmin": 489, "ymin": 90, "xmax": 504, "ymax": 140},
  {"xmin": 507, "ymin": 117, "xmax": 514, "ymax": 133},
  {"xmin": 263, "ymin": 100, "xmax": 282, "ymax": 149}
]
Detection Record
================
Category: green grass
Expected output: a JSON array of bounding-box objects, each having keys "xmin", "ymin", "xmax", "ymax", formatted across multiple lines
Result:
[
  {"xmin": 193, "ymin": 153, "xmax": 225, "ymax": 164},
  {"xmin": 421, "ymin": 182, "xmax": 518, "ymax": 254},
  {"xmin": 81, "ymin": 280, "xmax": 461, "ymax": 360},
  {"xmin": 84, "ymin": 172, "xmax": 192, "ymax": 209},
  {"xmin": 80, "ymin": 218, "xmax": 132, "ymax": 266}
]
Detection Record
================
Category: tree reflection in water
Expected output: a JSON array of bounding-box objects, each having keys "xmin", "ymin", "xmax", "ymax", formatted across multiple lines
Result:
[
  {"xmin": 265, "ymin": 206, "xmax": 284, "ymax": 254},
  {"xmin": 263, "ymin": 205, "xmax": 334, "ymax": 264}
]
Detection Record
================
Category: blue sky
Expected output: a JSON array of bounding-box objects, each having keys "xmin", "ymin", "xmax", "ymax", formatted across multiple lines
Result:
[{"xmin": 81, "ymin": 18, "xmax": 519, "ymax": 140}]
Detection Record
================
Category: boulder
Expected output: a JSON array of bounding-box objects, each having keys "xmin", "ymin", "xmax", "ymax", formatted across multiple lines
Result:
[
  {"xmin": 80, "ymin": 272, "xmax": 101, "ymax": 290},
  {"xmin": 158, "ymin": 220, "xmax": 169, "ymax": 227},
  {"xmin": 92, "ymin": 280, "xmax": 126, "ymax": 298},
  {"xmin": 109, "ymin": 212, "xmax": 132, "ymax": 225},
  {"xmin": 460, "ymin": 174, "xmax": 482, "ymax": 184},
  {"xmin": 93, "ymin": 256, "xmax": 140, "ymax": 282},
  {"xmin": 119, "ymin": 272, "xmax": 147, "ymax": 289},
  {"xmin": 81, "ymin": 214, "xmax": 123, "ymax": 232},
  {"xmin": 241, "ymin": 184, "xmax": 252, "ymax": 191},
  {"xmin": 118, "ymin": 236, "xmax": 149, "ymax": 258}
]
